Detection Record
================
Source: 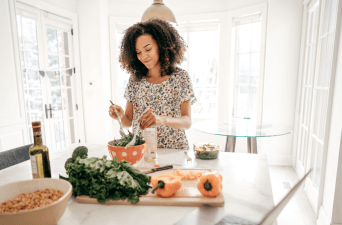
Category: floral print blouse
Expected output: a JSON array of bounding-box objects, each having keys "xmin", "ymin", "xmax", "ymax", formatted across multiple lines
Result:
[{"xmin": 124, "ymin": 68, "xmax": 197, "ymax": 150}]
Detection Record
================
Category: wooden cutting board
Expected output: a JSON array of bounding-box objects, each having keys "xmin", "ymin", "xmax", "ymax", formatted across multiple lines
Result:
[{"xmin": 76, "ymin": 168, "xmax": 225, "ymax": 207}]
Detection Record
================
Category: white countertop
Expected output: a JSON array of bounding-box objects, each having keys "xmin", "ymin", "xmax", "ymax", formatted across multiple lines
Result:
[{"xmin": 0, "ymin": 144, "xmax": 275, "ymax": 225}]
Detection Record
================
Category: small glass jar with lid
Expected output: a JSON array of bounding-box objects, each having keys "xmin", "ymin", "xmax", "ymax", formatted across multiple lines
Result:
[{"xmin": 193, "ymin": 142, "xmax": 221, "ymax": 160}]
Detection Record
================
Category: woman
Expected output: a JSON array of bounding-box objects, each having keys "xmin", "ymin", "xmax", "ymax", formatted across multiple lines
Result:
[{"xmin": 109, "ymin": 19, "xmax": 196, "ymax": 150}]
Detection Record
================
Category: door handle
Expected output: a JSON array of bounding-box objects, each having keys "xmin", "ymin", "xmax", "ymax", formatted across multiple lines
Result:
[
  {"xmin": 49, "ymin": 104, "xmax": 53, "ymax": 118},
  {"xmin": 45, "ymin": 104, "xmax": 53, "ymax": 119},
  {"xmin": 45, "ymin": 104, "xmax": 48, "ymax": 119}
]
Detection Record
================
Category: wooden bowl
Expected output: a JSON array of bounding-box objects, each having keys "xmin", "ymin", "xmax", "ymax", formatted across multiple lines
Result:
[
  {"xmin": 107, "ymin": 140, "xmax": 146, "ymax": 165},
  {"xmin": 0, "ymin": 178, "xmax": 72, "ymax": 225}
]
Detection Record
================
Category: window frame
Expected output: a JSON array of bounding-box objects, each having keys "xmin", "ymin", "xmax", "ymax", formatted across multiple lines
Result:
[
  {"xmin": 109, "ymin": 17, "xmax": 138, "ymax": 112},
  {"xmin": 176, "ymin": 21, "xmax": 220, "ymax": 119},
  {"xmin": 226, "ymin": 4, "xmax": 268, "ymax": 122},
  {"xmin": 232, "ymin": 18, "xmax": 262, "ymax": 119}
]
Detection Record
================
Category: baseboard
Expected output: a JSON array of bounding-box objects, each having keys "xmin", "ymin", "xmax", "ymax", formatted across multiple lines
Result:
[
  {"xmin": 265, "ymin": 153, "xmax": 292, "ymax": 166},
  {"xmin": 317, "ymin": 206, "xmax": 330, "ymax": 225}
]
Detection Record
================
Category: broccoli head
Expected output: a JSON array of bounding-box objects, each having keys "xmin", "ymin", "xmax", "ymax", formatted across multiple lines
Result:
[
  {"xmin": 72, "ymin": 146, "xmax": 88, "ymax": 160},
  {"xmin": 64, "ymin": 158, "xmax": 74, "ymax": 170}
]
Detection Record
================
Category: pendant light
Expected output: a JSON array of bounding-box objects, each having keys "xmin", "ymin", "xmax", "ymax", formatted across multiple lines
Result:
[{"xmin": 141, "ymin": 0, "xmax": 177, "ymax": 25}]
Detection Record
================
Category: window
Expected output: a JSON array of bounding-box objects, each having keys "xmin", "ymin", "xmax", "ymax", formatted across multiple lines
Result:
[
  {"xmin": 231, "ymin": 13, "xmax": 262, "ymax": 119},
  {"xmin": 180, "ymin": 27, "xmax": 219, "ymax": 118},
  {"xmin": 116, "ymin": 33, "xmax": 130, "ymax": 109},
  {"xmin": 16, "ymin": 12, "xmax": 47, "ymax": 144}
]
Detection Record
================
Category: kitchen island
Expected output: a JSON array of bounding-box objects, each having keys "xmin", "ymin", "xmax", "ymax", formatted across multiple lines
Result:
[{"xmin": 0, "ymin": 144, "xmax": 275, "ymax": 225}]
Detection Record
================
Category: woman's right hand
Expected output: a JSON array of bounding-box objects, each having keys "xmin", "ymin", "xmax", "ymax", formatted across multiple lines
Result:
[{"xmin": 109, "ymin": 104, "xmax": 125, "ymax": 121}]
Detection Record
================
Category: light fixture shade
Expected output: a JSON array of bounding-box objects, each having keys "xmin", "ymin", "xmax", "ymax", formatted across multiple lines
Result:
[{"xmin": 141, "ymin": 0, "xmax": 177, "ymax": 24}]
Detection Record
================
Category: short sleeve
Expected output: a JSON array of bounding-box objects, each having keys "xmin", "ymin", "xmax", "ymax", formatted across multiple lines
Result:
[
  {"xmin": 124, "ymin": 76, "xmax": 138, "ymax": 103},
  {"xmin": 178, "ymin": 70, "xmax": 197, "ymax": 105}
]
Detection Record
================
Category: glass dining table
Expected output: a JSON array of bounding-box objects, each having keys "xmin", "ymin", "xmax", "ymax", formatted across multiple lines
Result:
[{"xmin": 192, "ymin": 119, "xmax": 293, "ymax": 154}]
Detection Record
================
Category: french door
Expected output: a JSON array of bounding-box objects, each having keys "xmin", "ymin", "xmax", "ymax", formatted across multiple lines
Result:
[
  {"xmin": 296, "ymin": 0, "xmax": 320, "ymax": 180},
  {"xmin": 16, "ymin": 3, "xmax": 79, "ymax": 151},
  {"xmin": 296, "ymin": 0, "xmax": 340, "ymax": 211}
]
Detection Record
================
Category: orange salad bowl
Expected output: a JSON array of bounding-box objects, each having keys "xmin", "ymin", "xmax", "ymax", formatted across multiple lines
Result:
[{"xmin": 107, "ymin": 140, "xmax": 146, "ymax": 165}]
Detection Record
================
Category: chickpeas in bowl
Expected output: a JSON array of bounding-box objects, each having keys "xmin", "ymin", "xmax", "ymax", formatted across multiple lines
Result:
[{"xmin": 0, "ymin": 178, "xmax": 72, "ymax": 225}]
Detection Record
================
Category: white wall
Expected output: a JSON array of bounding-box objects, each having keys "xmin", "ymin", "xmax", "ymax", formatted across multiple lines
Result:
[
  {"xmin": 99, "ymin": 0, "xmax": 114, "ymax": 144},
  {"xmin": 258, "ymin": 0, "xmax": 303, "ymax": 165},
  {"xmin": 29, "ymin": 0, "xmax": 78, "ymax": 12},
  {"xmin": 77, "ymin": 0, "xmax": 113, "ymax": 144},
  {"xmin": 108, "ymin": 0, "xmax": 303, "ymax": 165},
  {"xmin": 16, "ymin": 0, "xmax": 77, "ymax": 12},
  {"xmin": 0, "ymin": 0, "xmax": 28, "ymax": 152},
  {"xmin": 109, "ymin": 0, "xmax": 267, "ymax": 17}
]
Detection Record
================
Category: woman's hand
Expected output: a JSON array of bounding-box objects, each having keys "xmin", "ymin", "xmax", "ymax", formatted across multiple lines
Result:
[
  {"xmin": 138, "ymin": 111, "xmax": 164, "ymax": 130},
  {"xmin": 109, "ymin": 104, "xmax": 125, "ymax": 121}
]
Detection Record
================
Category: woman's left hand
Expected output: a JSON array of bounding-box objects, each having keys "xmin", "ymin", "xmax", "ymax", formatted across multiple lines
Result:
[{"xmin": 137, "ymin": 111, "xmax": 164, "ymax": 130}]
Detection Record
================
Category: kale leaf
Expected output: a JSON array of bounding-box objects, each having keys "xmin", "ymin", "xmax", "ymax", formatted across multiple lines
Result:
[{"xmin": 62, "ymin": 154, "xmax": 151, "ymax": 204}]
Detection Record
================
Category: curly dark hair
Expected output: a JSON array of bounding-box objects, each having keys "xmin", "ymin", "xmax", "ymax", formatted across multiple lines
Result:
[{"xmin": 118, "ymin": 19, "xmax": 187, "ymax": 81}]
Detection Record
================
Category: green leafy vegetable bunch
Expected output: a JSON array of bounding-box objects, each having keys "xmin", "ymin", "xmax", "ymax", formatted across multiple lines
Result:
[
  {"xmin": 64, "ymin": 146, "xmax": 88, "ymax": 170},
  {"xmin": 60, "ymin": 147, "xmax": 151, "ymax": 204}
]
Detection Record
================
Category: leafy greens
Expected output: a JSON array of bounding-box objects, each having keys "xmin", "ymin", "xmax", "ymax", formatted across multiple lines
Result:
[
  {"xmin": 112, "ymin": 131, "xmax": 145, "ymax": 147},
  {"xmin": 60, "ymin": 155, "xmax": 151, "ymax": 204}
]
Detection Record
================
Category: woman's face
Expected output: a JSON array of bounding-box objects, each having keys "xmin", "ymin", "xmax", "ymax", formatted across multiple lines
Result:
[{"xmin": 135, "ymin": 34, "xmax": 159, "ymax": 70}]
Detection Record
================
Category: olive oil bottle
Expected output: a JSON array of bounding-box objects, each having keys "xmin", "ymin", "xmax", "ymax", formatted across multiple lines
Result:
[{"xmin": 29, "ymin": 121, "xmax": 51, "ymax": 179}]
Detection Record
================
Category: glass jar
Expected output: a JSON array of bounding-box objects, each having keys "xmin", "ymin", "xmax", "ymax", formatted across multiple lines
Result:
[{"xmin": 193, "ymin": 142, "xmax": 221, "ymax": 160}]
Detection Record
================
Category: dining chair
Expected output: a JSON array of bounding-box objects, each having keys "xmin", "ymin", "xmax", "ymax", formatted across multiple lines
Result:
[{"xmin": 0, "ymin": 144, "xmax": 32, "ymax": 170}]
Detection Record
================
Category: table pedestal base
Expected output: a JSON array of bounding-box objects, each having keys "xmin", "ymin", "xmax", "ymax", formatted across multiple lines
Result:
[
  {"xmin": 225, "ymin": 136, "xmax": 236, "ymax": 152},
  {"xmin": 247, "ymin": 137, "xmax": 257, "ymax": 154},
  {"xmin": 224, "ymin": 137, "xmax": 258, "ymax": 154}
]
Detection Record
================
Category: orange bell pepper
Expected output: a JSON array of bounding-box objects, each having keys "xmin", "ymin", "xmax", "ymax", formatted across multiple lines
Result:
[
  {"xmin": 151, "ymin": 175, "xmax": 182, "ymax": 197},
  {"xmin": 197, "ymin": 171, "xmax": 222, "ymax": 197}
]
